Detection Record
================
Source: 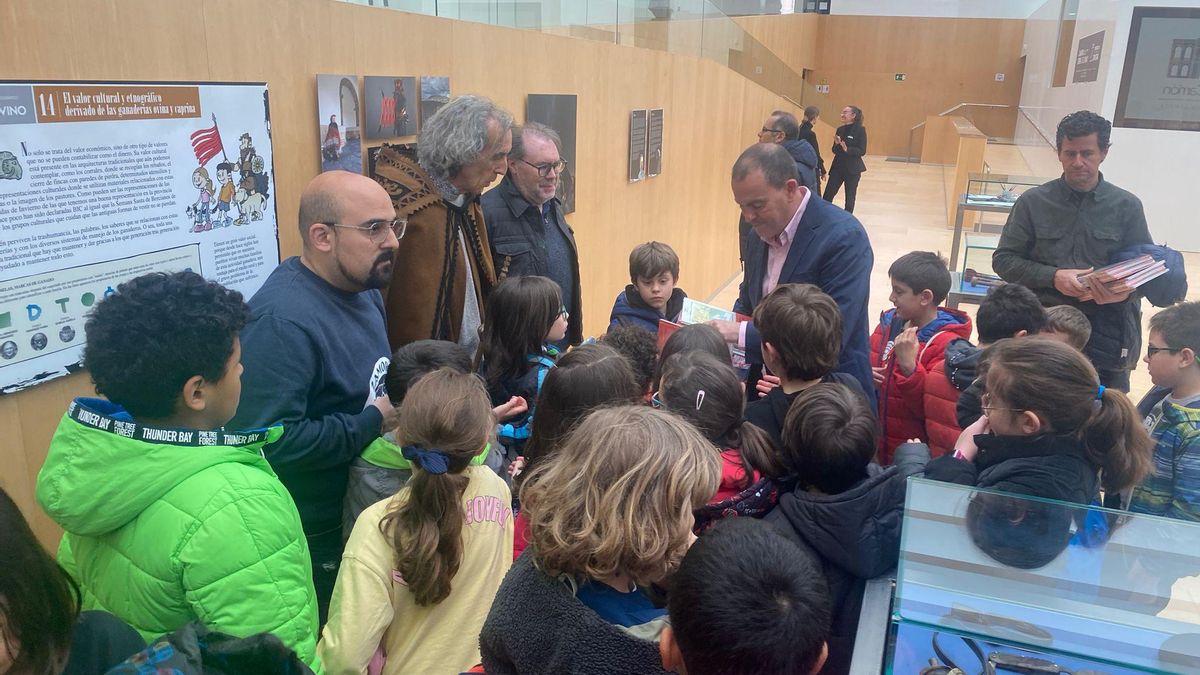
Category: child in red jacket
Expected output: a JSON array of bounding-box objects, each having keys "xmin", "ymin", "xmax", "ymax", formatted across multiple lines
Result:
[{"xmin": 870, "ymin": 252, "xmax": 971, "ymax": 463}]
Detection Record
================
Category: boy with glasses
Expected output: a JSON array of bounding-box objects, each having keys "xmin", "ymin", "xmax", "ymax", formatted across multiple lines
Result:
[{"xmin": 1129, "ymin": 302, "xmax": 1200, "ymax": 521}]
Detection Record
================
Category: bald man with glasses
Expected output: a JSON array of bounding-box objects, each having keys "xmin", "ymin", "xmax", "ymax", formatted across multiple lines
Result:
[
  {"xmin": 230, "ymin": 169, "xmax": 402, "ymax": 622},
  {"xmin": 482, "ymin": 122, "xmax": 583, "ymax": 347}
]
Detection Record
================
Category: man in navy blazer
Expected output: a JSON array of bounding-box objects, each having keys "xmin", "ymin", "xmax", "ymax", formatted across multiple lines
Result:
[{"xmin": 710, "ymin": 143, "xmax": 874, "ymax": 403}]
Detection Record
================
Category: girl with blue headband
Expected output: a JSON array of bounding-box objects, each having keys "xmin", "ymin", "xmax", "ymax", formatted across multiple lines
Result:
[{"xmin": 319, "ymin": 368, "xmax": 513, "ymax": 674}]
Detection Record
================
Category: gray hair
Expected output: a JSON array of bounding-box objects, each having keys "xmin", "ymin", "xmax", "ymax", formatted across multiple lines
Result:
[
  {"xmin": 417, "ymin": 95, "xmax": 515, "ymax": 179},
  {"xmin": 509, "ymin": 122, "xmax": 562, "ymax": 161},
  {"xmin": 732, "ymin": 143, "xmax": 799, "ymax": 188}
]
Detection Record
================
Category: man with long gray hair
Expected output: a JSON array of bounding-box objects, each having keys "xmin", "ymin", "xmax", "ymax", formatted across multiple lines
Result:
[{"xmin": 373, "ymin": 95, "xmax": 514, "ymax": 353}]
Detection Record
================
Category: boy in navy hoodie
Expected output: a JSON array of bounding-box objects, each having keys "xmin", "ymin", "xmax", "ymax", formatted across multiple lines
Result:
[
  {"xmin": 609, "ymin": 241, "xmax": 687, "ymax": 334},
  {"xmin": 766, "ymin": 382, "xmax": 927, "ymax": 674}
]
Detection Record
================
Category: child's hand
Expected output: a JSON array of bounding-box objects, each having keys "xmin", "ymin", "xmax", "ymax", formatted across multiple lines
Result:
[
  {"xmin": 756, "ymin": 373, "xmax": 781, "ymax": 398},
  {"xmin": 493, "ymin": 396, "xmax": 528, "ymax": 422},
  {"xmin": 508, "ymin": 456, "xmax": 526, "ymax": 478},
  {"xmin": 892, "ymin": 327, "xmax": 919, "ymax": 376},
  {"xmin": 952, "ymin": 415, "xmax": 990, "ymax": 461},
  {"xmin": 872, "ymin": 366, "xmax": 886, "ymax": 389}
]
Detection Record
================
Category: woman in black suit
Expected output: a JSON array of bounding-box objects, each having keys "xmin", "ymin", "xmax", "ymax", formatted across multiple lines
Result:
[{"xmin": 822, "ymin": 105, "xmax": 867, "ymax": 213}]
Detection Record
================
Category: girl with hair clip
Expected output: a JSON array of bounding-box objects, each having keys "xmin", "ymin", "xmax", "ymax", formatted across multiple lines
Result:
[
  {"xmin": 510, "ymin": 343, "xmax": 642, "ymax": 559},
  {"xmin": 926, "ymin": 337, "xmax": 1154, "ymax": 509},
  {"xmin": 481, "ymin": 406, "xmax": 722, "ymax": 675},
  {"xmin": 657, "ymin": 350, "xmax": 784, "ymax": 531},
  {"xmin": 476, "ymin": 275, "xmax": 568, "ymax": 466},
  {"xmin": 318, "ymin": 369, "xmax": 514, "ymax": 675}
]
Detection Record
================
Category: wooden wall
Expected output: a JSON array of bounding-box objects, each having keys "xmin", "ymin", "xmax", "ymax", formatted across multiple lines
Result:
[
  {"xmin": 737, "ymin": 14, "xmax": 1025, "ymax": 159},
  {"xmin": 0, "ymin": 0, "xmax": 812, "ymax": 549}
]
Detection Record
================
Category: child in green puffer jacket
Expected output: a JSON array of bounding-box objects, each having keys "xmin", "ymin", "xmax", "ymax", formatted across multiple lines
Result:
[{"xmin": 35, "ymin": 271, "xmax": 322, "ymax": 673}]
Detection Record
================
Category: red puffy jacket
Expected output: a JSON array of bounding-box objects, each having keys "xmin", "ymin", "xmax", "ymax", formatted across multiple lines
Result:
[
  {"xmin": 869, "ymin": 308, "xmax": 972, "ymax": 464},
  {"xmin": 923, "ymin": 338, "xmax": 982, "ymax": 458}
]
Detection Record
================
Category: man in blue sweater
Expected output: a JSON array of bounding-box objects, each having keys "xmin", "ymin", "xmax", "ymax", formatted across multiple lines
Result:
[{"xmin": 229, "ymin": 170, "xmax": 403, "ymax": 622}]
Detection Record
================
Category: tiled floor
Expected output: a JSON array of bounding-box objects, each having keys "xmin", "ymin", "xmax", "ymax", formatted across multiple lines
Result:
[{"xmin": 709, "ymin": 144, "xmax": 1200, "ymax": 402}]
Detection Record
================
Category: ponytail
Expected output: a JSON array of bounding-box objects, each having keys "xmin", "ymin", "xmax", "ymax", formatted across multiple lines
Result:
[
  {"xmin": 985, "ymin": 338, "xmax": 1153, "ymax": 494},
  {"xmin": 731, "ymin": 421, "xmax": 784, "ymax": 488},
  {"xmin": 377, "ymin": 369, "xmax": 493, "ymax": 606},
  {"xmin": 383, "ymin": 465, "xmax": 471, "ymax": 605},
  {"xmin": 1082, "ymin": 388, "xmax": 1153, "ymax": 493}
]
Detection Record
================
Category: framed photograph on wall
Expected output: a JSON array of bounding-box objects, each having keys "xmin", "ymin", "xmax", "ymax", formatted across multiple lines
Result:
[
  {"xmin": 419, "ymin": 76, "xmax": 450, "ymax": 131},
  {"xmin": 1113, "ymin": 6, "xmax": 1200, "ymax": 131},
  {"xmin": 363, "ymin": 76, "xmax": 415, "ymax": 140},
  {"xmin": 316, "ymin": 74, "xmax": 362, "ymax": 172},
  {"xmin": 629, "ymin": 109, "xmax": 647, "ymax": 183},
  {"xmin": 527, "ymin": 94, "xmax": 578, "ymax": 214},
  {"xmin": 647, "ymin": 108, "xmax": 663, "ymax": 177}
]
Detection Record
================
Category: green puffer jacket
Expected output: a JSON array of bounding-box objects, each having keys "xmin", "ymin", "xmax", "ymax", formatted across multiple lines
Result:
[{"xmin": 36, "ymin": 398, "xmax": 323, "ymax": 674}]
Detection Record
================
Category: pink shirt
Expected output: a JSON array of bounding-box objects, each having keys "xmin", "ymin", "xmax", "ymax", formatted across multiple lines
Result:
[{"xmin": 739, "ymin": 188, "xmax": 811, "ymax": 347}]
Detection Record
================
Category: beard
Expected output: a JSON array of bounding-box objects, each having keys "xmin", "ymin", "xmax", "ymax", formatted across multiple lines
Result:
[{"xmin": 340, "ymin": 251, "xmax": 395, "ymax": 291}]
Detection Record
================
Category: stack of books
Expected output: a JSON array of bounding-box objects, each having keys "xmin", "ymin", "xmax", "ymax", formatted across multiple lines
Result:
[{"xmin": 1078, "ymin": 255, "xmax": 1168, "ymax": 292}]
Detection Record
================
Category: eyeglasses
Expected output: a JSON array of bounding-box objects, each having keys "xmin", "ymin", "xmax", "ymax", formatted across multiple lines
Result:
[
  {"xmin": 558, "ymin": 305, "xmax": 569, "ymax": 319},
  {"xmin": 1146, "ymin": 345, "xmax": 1182, "ymax": 358},
  {"xmin": 329, "ymin": 218, "xmax": 407, "ymax": 243},
  {"xmin": 760, "ymin": 127, "xmax": 782, "ymax": 135},
  {"xmin": 519, "ymin": 158, "xmax": 567, "ymax": 177},
  {"xmin": 980, "ymin": 392, "xmax": 1024, "ymax": 414}
]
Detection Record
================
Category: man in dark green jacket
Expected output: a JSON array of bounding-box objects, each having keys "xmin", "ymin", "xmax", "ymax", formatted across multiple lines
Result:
[{"xmin": 992, "ymin": 111, "xmax": 1152, "ymax": 391}]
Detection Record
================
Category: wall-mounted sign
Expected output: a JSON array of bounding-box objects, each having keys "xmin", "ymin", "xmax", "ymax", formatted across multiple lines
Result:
[
  {"xmin": 995, "ymin": 73, "xmax": 1006, "ymax": 82},
  {"xmin": 815, "ymin": 84, "xmax": 831, "ymax": 94},
  {"xmin": 628, "ymin": 109, "xmax": 647, "ymax": 183},
  {"xmin": 895, "ymin": 73, "xmax": 906, "ymax": 81},
  {"xmin": 1073, "ymin": 31, "xmax": 1105, "ymax": 83},
  {"xmin": 1114, "ymin": 7, "xmax": 1200, "ymax": 131},
  {"xmin": 0, "ymin": 81, "xmax": 280, "ymax": 393},
  {"xmin": 646, "ymin": 108, "xmax": 663, "ymax": 178}
]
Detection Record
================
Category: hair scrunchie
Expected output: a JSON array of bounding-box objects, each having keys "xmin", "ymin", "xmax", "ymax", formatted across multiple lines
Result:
[
  {"xmin": 1096, "ymin": 385, "xmax": 1106, "ymax": 400},
  {"xmin": 401, "ymin": 445, "xmax": 450, "ymax": 475}
]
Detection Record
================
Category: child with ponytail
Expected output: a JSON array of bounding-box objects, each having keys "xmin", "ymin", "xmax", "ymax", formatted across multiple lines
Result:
[
  {"xmin": 657, "ymin": 350, "xmax": 784, "ymax": 530},
  {"xmin": 318, "ymin": 369, "xmax": 514, "ymax": 675},
  {"xmin": 476, "ymin": 275, "xmax": 568, "ymax": 463},
  {"xmin": 926, "ymin": 337, "xmax": 1153, "ymax": 505}
]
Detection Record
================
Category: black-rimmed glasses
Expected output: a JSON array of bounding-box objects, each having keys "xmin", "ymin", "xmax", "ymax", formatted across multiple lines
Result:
[
  {"xmin": 520, "ymin": 159, "xmax": 567, "ymax": 177},
  {"xmin": 1146, "ymin": 345, "xmax": 1182, "ymax": 358},
  {"xmin": 760, "ymin": 127, "xmax": 782, "ymax": 135},
  {"xmin": 329, "ymin": 218, "xmax": 407, "ymax": 243}
]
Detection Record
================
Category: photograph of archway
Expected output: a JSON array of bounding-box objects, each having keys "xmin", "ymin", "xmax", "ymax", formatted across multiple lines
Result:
[{"xmin": 317, "ymin": 74, "xmax": 363, "ymax": 172}]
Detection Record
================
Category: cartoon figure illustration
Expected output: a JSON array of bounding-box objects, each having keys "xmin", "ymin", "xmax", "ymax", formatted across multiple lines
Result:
[
  {"xmin": 186, "ymin": 167, "xmax": 214, "ymax": 233},
  {"xmin": 237, "ymin": 132, "xmax": 270, "ymax": 201},
  {"xmin": 0, "ymin": 151, "xmax": 21, "ymax": 180},
  {"xmin": 234, "ymin": 187, "xmax": 267, "ymax": 225},
  {"xmin": 214, "ymin": 162, "xmax": 235, "ymax": 227}
]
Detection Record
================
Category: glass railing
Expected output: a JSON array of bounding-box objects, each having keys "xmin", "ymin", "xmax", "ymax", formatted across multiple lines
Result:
[
  {"xmin": 339, "ymin": 0, "xmax": 806, "ymax": 104},
  {"xmin": 886, "ymin": 478, "xmax": 1200, "ymax": 674}
]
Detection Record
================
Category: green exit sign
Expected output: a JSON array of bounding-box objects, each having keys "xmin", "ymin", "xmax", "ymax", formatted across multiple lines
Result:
[{"xmin": 895, "ymin": 73, "xmax": 906, "ymax": 81}]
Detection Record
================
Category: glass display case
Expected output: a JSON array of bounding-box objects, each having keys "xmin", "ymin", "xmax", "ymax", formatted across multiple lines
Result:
[
  {"xmin": 955, "ymin": 233, "xmax": 1001, "ymax": 298},
  {"xmin": 963, "ymin": 173, "xmax": 1047, "ymax": 206},
  {"xmin": 867, "ymin": 479, "xmax": 1200, "ymax": 674}
]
